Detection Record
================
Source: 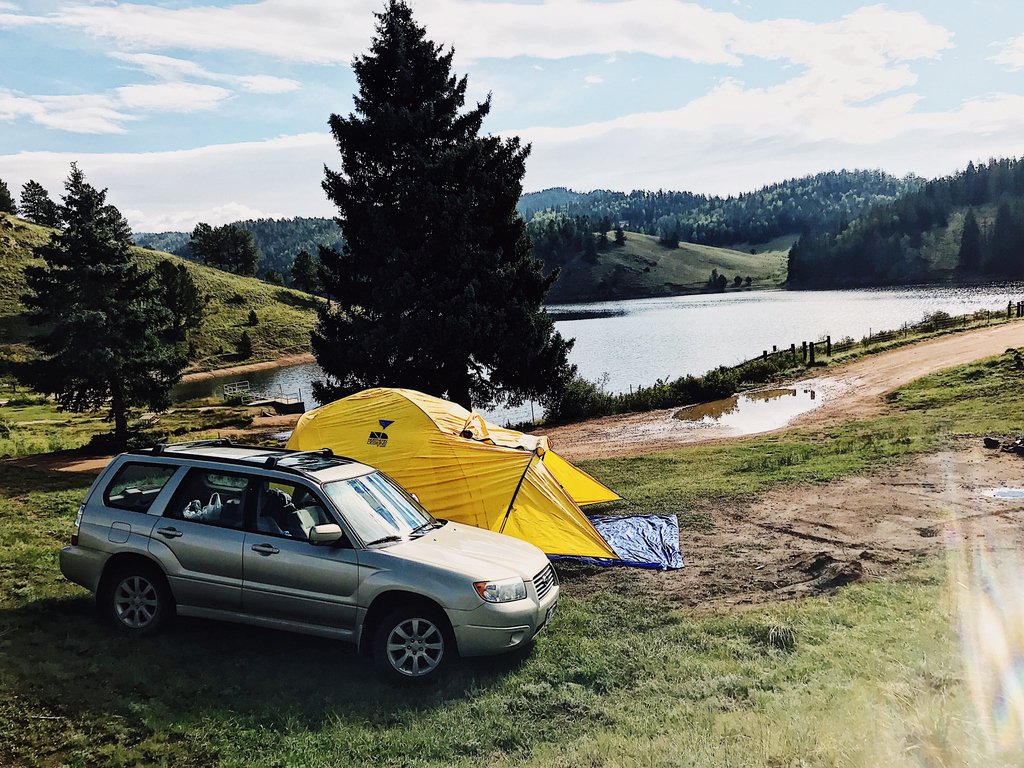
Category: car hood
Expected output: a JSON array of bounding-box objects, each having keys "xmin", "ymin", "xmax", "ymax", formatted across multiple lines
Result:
[{"xmin": 380, "ymin": 522, "xmax": 550, "ymax": 581}]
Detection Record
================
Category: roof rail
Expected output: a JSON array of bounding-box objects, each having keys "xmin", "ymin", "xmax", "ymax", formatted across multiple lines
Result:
[{"xmin": 152, "ymin": 437, "xmax": 233, "ymax": 455}]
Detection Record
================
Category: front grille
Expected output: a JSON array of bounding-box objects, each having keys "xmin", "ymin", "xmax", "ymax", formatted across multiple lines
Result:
[{"xmin": 533, "ymin": 563, "xmax": 557, "ymax": 600}]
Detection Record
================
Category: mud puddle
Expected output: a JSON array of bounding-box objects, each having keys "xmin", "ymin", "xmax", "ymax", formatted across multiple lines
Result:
[
  {"xmin": 983, "ymin": 488, "xmax": 1024, "ymax": 499},
  {"xmin": 674, "ymin": 388, "xmax": 822, "ymax": 435}
]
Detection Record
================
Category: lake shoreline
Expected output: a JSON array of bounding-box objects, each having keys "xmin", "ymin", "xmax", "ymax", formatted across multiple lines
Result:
[{"xmin": 181, "ymin": 352, "xmax": 315, "ymax": 384}]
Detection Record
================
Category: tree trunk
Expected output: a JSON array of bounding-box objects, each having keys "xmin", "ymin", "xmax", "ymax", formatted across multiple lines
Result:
[
  {"xmin": 447, "ymin": 362, "xmax": 472, "ymax": 411},
  {"xmin": 110, "ymin": 384, "xmax": 129, "ymax": 450}
]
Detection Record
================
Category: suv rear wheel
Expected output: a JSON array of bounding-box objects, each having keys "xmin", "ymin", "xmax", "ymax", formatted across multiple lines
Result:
[
  {"xmin": 373, "ymin": 607, "xmax": 454, "ymax": 683},
  {"xmin": 101, "ymin": 564, "xmax": 173, "ymax": 636}
]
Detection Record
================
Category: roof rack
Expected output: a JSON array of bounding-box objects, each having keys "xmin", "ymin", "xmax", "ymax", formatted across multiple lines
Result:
[
  {"xmin": 264, "ymin": 447, "xmax": 335, "ymax": 468},
  {"xmin": 130, "ymin": 441, "xmax": 354, "ymax": 479},
  {"xmin": 151, "ymin": 437, "xmax": 234, "ymax": 455}
]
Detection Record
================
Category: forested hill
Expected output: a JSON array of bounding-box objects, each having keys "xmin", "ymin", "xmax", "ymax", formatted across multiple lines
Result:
[
  {"xmin": 518, "ymin": 169, "xmax": 923, "ymax": 247},
  {"xmin": 787, "ymin": 157, "xmax": 1024, "ymax": 288},
  {"xmin": 135, "ymin": 216, "xmax": 344, "ymax": 281}
]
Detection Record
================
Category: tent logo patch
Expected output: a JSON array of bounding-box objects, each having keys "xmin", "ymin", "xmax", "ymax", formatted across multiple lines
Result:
[{"xmin": 367, "ymin": 419, "xmax": 394, "ymax": 447}]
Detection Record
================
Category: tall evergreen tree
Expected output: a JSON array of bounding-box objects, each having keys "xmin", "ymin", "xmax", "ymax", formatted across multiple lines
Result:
[
  {"xmin": 19, "ymin": 180, "xmax": 60, "ymax": 227},
  {"xmin": 155, "ymin": 259, "xmax": 207, "ymax": 342},
  {"xmin": 290, "ymin": 249, "xmax": 320, "ymax": 293},
  {"xmin": 0, "ymin": 177, "xmax": 16, "ymax": 214},
  {"xmin": 19, "ymin": 165, "xmax": 185, "ymax": 447},
  {"xmin": 189, "ymin": 222, "xmax": 260, "ymax": 275},
  {"xmin": 957, "ymin": 209, "xmax": 982, "ymax": 273},
  {"xmin": 613, "ymin": 224, "xmax": 626, "ymax": 246},
  {"xmin": 314, "ymin": 0, "xmax": 573, "ymax": 408}
]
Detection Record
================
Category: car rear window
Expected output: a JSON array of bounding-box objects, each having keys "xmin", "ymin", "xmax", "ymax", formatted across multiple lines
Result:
[{"xmin": 104, "ymin": 462, "xmax": 179, "ymax": 513}]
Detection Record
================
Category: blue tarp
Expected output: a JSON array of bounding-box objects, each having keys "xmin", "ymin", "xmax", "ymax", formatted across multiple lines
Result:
[{"xmin": 553, "ymin": 513, "xmax": 684, "ymax": 570}]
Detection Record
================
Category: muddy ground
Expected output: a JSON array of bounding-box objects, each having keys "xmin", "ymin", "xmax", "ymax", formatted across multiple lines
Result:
[{"xmin": 563, "ymin": 442, "xmax": 1024, "ymax": 608}]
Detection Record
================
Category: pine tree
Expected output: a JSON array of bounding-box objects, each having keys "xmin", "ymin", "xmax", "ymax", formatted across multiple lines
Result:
[
  {"xmin": 290, "ymin": 249, "xmax": 320, "ymax": 293},
  {"xmin": 19, "ymin": 165, "xmax": 185, "ymax": 447},
  {"xmin": 189, "ymin": 222, "xmax": 260, "ymax": 275},
  {"xmin": 0, "ymin": 177, "xmax": 16, "ymax": 214},
  {"xmin": 957, "ymin": 209, "xmax": 982, "ymax": 273},
  {"xmin": 614, "ymin": 224, "xmax": 626, "ymax": 246},
  {"xmin": 314, "ymin": 0, "xmax": 574, "ymax": 408},
  {"xmin": 155, "ymin": 260, "xmax": 207, "ymax": 342},
  {"xmin": 19, "ymin": 180, "xmax": 60, "ymax": 226}
]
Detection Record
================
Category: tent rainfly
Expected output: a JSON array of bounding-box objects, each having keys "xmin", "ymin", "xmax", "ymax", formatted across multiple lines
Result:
[{"xmin": 287, "ymin": 388, "xmax": 620, "ymax": 559}]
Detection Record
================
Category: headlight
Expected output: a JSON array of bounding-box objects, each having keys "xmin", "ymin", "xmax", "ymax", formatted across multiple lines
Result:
[{"xmin": 474, "ymin": 577, "xmax": 527, "ymax": 603}]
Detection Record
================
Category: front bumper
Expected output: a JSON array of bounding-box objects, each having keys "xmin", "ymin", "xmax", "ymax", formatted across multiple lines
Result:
[{"xmin": 449, "ymin": 583, "xmax": 559, "ymax": 657}]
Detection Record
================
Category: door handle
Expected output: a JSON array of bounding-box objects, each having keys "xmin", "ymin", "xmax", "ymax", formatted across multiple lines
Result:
[
  {"xmin": 251, "ymin": 543, "xmax": 280, "ymax": 555},
  {"xmin": 156, "ymin": 527, "xmax": 183, "ymax": 538}
]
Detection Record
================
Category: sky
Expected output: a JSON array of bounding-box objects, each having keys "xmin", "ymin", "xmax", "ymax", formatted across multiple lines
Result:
[{"xmin": 0, "ymin": 0, "xmax": 1022, "ymax": 232}]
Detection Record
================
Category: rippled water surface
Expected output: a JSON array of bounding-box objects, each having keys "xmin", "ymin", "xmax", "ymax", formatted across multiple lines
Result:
[{"xmin": 174, "ymin": 284, "xmax": 1024, "ymax": 424}]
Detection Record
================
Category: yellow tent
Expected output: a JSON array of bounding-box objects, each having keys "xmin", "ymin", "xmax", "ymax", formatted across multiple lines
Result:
[{"xmin": 287, "ymin": 388, "xmax": 619, "ymax": 558}]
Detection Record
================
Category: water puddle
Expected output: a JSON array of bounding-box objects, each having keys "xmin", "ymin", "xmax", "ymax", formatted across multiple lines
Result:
[
  {"xmin": 983, "ymin": 488, "xmax": 1024, "ymax": 500},
  {"xmin": 674, "ymin": 388, "xmax": 821, "ymax": 435}
]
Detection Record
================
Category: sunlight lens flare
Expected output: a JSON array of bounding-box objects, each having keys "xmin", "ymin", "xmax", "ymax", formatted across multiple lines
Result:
[{"xmin": 953, "ymin": 543, "xmax": 1024, "ymax": 749}]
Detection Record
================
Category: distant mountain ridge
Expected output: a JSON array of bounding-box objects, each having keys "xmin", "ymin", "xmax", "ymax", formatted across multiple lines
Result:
[
  {"xmin": 518, "ymin": 169, "xmax": 924, "ymax": 247},
  {"xmin": 787, "ymin": 157, "xmax": 1024, "ymax": 288},
  {"xmin": 133, "ymin": 169, "xmax": 924, "ymax": 299},
  {"xmin": 135, "ymin": 216, "xmax": 344, "ymax": 282}
]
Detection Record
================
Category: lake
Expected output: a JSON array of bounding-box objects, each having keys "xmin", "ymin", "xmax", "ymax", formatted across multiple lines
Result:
[{"xmin": 173, "ymin": 284, "xmax": 1024, "ymax": 424}]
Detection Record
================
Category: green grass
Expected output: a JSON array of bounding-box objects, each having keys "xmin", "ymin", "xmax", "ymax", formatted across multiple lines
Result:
[
  {"xmin": 547, "ymin": 231, "xmax": 788, "ymax": 303},
  {"xmin": 0, "ymin": 213, "xmax": 319, "ymax": 373},
  {"xmin": 2, "ymin": 349, "xmax": 1024, "ymax": 765},
  {"xmin": 0, "ymin": 398, "xmax": 255, "ymax": 458}
]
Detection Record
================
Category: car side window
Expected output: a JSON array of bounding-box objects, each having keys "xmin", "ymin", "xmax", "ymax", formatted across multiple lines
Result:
[
  {"xmin": 253, "ymin": 480, "xmax": 334, "ymax": 542},
  {"xmin": 165, "ymin": 469, "xmax": 249, "ymax": 529},
  {"xmin": 103, "ymin": 462, "xmax": 178, "ymax": 513}
]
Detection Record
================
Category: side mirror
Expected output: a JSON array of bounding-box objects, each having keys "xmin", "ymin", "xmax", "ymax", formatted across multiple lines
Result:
[
  {"xmin": 309, "ymin": 523, "xmax": 345, "ymax": 545},
  {"xmin": 411, "ymin": 493, "xmax": 420, "ymax": 504}
]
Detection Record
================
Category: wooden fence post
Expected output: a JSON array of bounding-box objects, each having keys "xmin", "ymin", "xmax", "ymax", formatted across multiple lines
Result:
[
  {"xmin": 762, "ymin": 350, "xmax": 768, "ymax": 361},
  {"xmin": 1010, "ymin": 301, "xmax": 1014, "ymax": 319},
  {"xmin": 826, "ymin": 335, "xmax": 831, "ymax": 356},
  {"xmin": 809, "ymin": 342, "xmax": 816, "ymax": 365},
  {"xmin": 802, "ymin": 341, "xmax": 807, "ymax": 362},
  {"xmin": 790, "ymin": 343, "xmax": 797, "ymax": 362}
]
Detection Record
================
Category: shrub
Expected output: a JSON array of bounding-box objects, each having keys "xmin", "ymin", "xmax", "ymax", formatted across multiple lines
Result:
[{"xmin": 237, "ymin": 331, "xmax": 253, "ymax": 359}]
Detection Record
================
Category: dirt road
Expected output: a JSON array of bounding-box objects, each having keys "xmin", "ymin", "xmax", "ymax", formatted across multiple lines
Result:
[{"xmin": 546, "ymin": 321, "xmax": 1024, "ymax": 460}]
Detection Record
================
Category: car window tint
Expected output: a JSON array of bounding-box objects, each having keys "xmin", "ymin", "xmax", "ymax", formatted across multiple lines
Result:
[
  {"xmin": 253, "ymin": 480, "xmax": 333, "ymax": 541},
  {"xmin": 103, "ymin": 463, "xmax": 178, "ymax": 513},
  {"xmin": 166, "ymin": 469, "xmax": 249, "ymax": 529}
]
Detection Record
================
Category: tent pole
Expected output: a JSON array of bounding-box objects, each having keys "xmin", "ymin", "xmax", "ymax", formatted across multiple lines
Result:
[{"xmin": 499, "ymin": 454, "xmax": 535, "ymax": 534}]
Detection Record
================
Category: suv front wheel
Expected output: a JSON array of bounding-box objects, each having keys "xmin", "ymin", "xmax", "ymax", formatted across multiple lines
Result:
[
  {"xmin": 101, "ymin": 564, "xmax": 173, "ymax": 636},
  {"xmin": 373, "ymin": 607, "xmax": 454, "ymax": 683}
]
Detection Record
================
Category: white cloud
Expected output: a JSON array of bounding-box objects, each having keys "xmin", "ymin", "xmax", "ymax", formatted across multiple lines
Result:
[
  {"xmin": 991, "ymin": 33, "xmax": 1024, "ymax": 71},
  {"xmin": 0, "ymin": 89, "xmax": 135, "ymax": 134},
  {"xmin": 115, "ymin": 82, "xmax": 231, "ymax": 112},
  {"xmin": 584, "ymin": 75, "xmax": 603, "ymax": 84},
  {"xmin": 0, "ymin": 0, "xmax": 950, "ymax": 70},
  {"xmin": 110, "ymin": 52, "xmax": 300, "ymax": 94},
  {"xmin": 0, "ymin": 133, "xmax": 337, "ymax": 231}
]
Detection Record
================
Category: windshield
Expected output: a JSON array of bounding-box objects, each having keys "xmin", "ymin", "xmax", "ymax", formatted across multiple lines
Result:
[{"xmin": 323, "ymin": 472, "xmax": 436, "ymax": 545}]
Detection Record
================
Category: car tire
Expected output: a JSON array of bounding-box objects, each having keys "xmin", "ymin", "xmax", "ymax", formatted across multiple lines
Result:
[
  {"xmin": 373, "ymin": 606, "xmax": 455, "ymax": 683},
  {"xmin": 101, "ymin": 564, "xmax": 173, "ymax": 636}
]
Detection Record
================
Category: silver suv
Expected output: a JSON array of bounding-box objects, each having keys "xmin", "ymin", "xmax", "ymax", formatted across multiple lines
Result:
[{"xmin": 59, "ymin": 439, "xmax": 559, "ymax": 681}]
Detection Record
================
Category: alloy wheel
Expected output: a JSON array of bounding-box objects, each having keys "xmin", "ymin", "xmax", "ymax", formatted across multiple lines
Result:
[
  {"xmin": 113, "ymin": 575, "xmax": 159, "ymax": 629},
  {"xmin": 386, "ymin": 618, "xmax": 444, "ymax": 677}
]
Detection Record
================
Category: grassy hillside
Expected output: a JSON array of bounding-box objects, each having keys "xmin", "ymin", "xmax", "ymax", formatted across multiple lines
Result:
[
  {"xmin": 0, "ymin": 213, "xmax": 318, "ymax": 374},
  {"xmin": 547, "ymin": 231, "xmax": 789, "ymax": 303}
]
